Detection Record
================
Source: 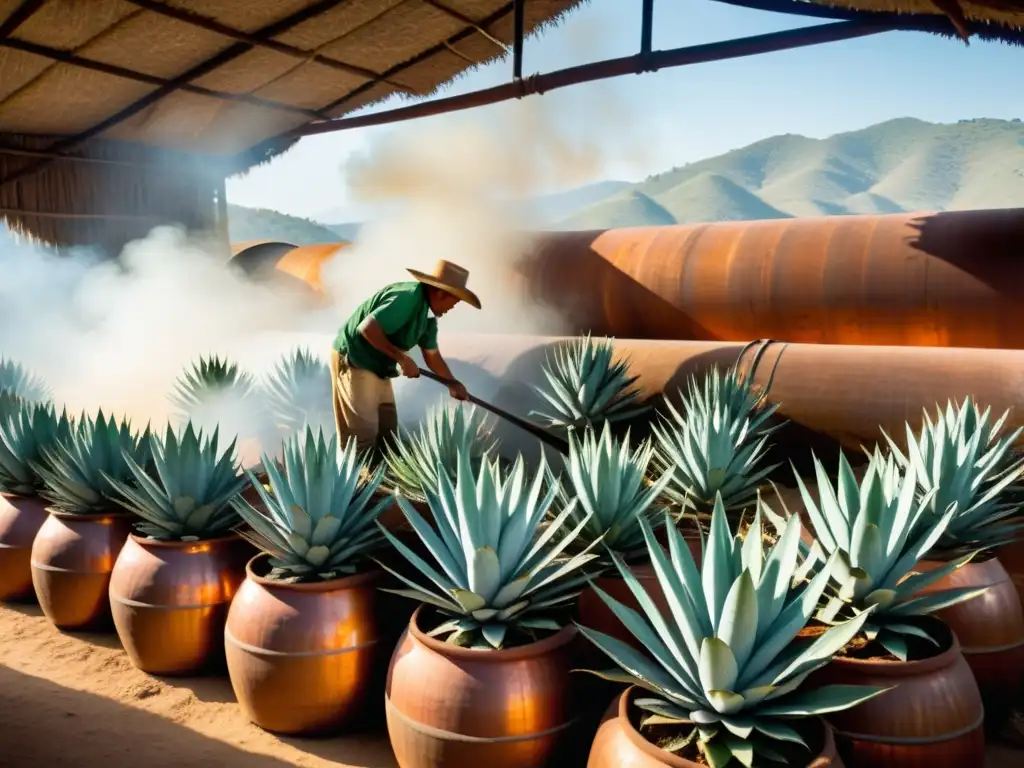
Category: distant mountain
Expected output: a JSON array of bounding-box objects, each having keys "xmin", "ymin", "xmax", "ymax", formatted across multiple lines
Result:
[
  {"xmin": 227, "ymin": 204, "xmax": 343, "ymax": 245},
  {"xmin": 558, "ymin": 190, "xmax": 676, "ymax": 230}
]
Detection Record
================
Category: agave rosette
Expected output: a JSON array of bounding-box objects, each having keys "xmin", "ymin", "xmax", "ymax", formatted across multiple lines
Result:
[
  {"xmin": 884, "ymin": 397, "xmax": 1024, "ymax": 557},
  {"xmin": 231, "ymin": 428, "xmax": 392, "ymax": 582},
  {"xmin": 263, "ymin": 347, "xmax": 334, "ymax": 439},
  {"xmin": 531, "ymin": 335, "xmax": 650, "ymax": 434},
  {"xmin": 791, "ymin": 450, "xmax": 989, "ymax": 659},
  {"xmin": 578, "ymin": 494, "xmax": 888, "ymax": 767},
  {"xmin": 168, "ymin": 354, "xmax": 264, "ymax": 439},
  {"xmin": 107, "ymin": 423, "xmax": 247, "ymax": 541},
  {"xmin": 377, "ymin": 448, "xmax": 600, "ymax": 649},
  {"xmin": 34, "ymin": 410, "xmax": 152, "ymax": 515},
  {"xmin": 0, "ymin": 400, "xmax": 72, "ymax": 496},
  {"xmin": 0, "ymin": 357, "xmax": 51, "ymax": 404}
]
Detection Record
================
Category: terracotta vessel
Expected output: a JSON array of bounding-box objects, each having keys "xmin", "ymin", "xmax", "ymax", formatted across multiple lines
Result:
[
  {"xmin": 30, "ymin": 510, "xmax": 134, "ymax": 630},
  {"xmin": 386, "ymin": 605, "xmax": 579, "ymax": 768},
  {"xmin": 225, "ymin": 553, "xmax": 389, "ymax": 735},
  {"xmin": 0, "ymin": 493, "xmax": 49, "ymax": 601},
  {"xmin": 810, "ymin": 620, "xmax": 985, "ymax": 766},
  {"xmin": 109, "ymin": 533, "xmax": 255, "ymax": 675},
  {"xmin": 998, "ymin": 536, "xmax": 1024, "ymax": 608},
  {"xmin": 588, "ymin": 686, "xmax": 844, "ymax": 767},
  {"xmin": 913, "ymin": 557, "xmax": 1024, "ymax": 714}
]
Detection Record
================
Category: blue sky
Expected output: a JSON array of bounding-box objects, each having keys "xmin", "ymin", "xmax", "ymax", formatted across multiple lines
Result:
[{"xmin": 226, "ymin": 0, "xmax": 1024, "ymax": 221}]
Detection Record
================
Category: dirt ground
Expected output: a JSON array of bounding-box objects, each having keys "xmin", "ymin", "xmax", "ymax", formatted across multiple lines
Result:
[{"xmin": 0, "ymin": 601, "xmax": 1021, "ymax": 767}]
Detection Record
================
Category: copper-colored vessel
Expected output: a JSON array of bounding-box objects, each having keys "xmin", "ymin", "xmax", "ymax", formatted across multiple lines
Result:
[
  {"xmin": 810, "ymin": 623, "xmax": 985, "ymax": 766},
  {"xmin": 997, "ymin": 537, "xmax": 1024, "ymax": 610},
  {"xmin": 30, "ymin": 510, "xmax": 134, "ymax": 630},
  {"xmin": 386, "ymin": 605, "xmax": 579, "ymax": 768},
  {"xmin": 587, "ymin": 686, "xmax": 843, "ymax": 767},
  {"xmin": 913, "ymin": 557, "xmax": 1024, "ymax": 712},
  {"xmin": 109, "ymin": 533, "xmax": 255, "ymax": 675},
  {"xmin": 224, "ymin": 553, "xmax": 389, "ymax": 735},
  {"xmin": 0, "ymin": 493, "xmax": 49, "ymax": 601}
]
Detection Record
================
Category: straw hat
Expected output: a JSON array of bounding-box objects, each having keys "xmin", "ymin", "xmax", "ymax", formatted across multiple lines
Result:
[{"xmin": 407, "ymin": 260, "xmax": 482, "ymax": 309}]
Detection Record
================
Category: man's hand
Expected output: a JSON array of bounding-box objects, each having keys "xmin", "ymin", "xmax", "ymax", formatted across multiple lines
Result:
[
  {"xmin": 398, "ymin": 354, "xmax": 420, "ymax": 379},
  {"xmin": 448, "ymin": 380, "xmax": 469, "ymax": 401}
]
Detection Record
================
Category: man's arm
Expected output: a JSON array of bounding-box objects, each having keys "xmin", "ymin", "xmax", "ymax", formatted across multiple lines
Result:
[
  {"xmin": 423, "ymin": 348, "xmax": 468, "ymax": 400},
  {"xmin": 357, "ymin": 296, "xmax": 419, "ymax": 377}
]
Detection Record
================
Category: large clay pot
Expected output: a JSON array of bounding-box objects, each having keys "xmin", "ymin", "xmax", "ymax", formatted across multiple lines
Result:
[
  {"xmin": 109, "ymin": 533, "xmax": 255, "ymax": 675},
  {"xmin": 999, "ymin": 536, "xmax": 1024, "ymax": 607},
  {"xmin": 914, "ymin": 557, "xmax": 1024, "ymax": 717},
  {"xmin": 0, "ymin": 493, "xmax": 49, "ymax": 601},
  {"xmin": 224, "ymin": 553, "xmax": 389, "ymax": 735},
  {"xmin": 810, "ymin": 619, "xmax": 985, "ymax": 766},
  {"xmin": 30, "ymin": 510, "xmax": 134, "ymax": 630},
  {"xmin": 386, "ymin": 605, "xmax": 579, "ymax": 768},
  {"xmin": 588, "ymin": 686, "xmax": 844, "ymax": 767}
]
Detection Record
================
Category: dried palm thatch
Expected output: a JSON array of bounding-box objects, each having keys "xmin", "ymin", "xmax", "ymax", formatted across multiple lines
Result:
[{"xmin": 0, "ymin": 0, "xmax": 586, "ymax": 249}]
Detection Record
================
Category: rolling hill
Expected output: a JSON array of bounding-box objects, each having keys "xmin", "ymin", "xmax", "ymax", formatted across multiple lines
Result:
[{"xmin": 226, "ymin": 204, "xmax": 343, "ymax": 246}]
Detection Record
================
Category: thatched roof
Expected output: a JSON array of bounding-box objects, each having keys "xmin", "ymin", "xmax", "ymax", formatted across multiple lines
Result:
[{"xmin": 0, "ymin": 0, "xmax": 584, "ymax": 248}]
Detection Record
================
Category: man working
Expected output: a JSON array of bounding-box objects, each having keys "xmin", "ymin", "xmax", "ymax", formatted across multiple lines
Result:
[{"xmin": 330, "ymin": 259, "xmax": 479, "ymax": 460}]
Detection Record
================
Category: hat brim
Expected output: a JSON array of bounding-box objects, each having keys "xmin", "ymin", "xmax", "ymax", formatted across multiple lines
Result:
[{"xmin": 407, "ymin": 269, "xmax": 482, "ymax": 309}]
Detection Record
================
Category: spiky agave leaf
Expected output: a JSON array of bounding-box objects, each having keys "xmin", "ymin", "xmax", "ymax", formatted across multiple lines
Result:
[
  {"xmin": 0, "ymin": 400, "xmax": 72, "ymax": 496},
  {"xmin": 884, "ymin": 397, "xmax": 1024, "ymax": 557},
  {"xmin": 577, "ymin": 493, "xmax": 890, "ymax": 767},
  {"xmin": 383, "ymin": 403, "xmax": 494, "ymax": 502},
  {"xmin": 106, "ymin": 422, "xmax": 247, "ymax": 541},
  {"xmin": 34, "ymin": 410, "xmax": 152, "ymax": 515},
  {"xmin": 379, "ymin": 447, "xmax": 601, "ymax": 650},
  {"xmin": 230, "ymin": 427, "xmax": 392, "ymax": 583},
  {"xmin": 263, "ymin": 347, "xmax": 334, "ymax": 439},
  {"xmin": 652, "ymin": 361, "xmax": 783, "ymax": 518},
  {"xmin": 530, "ymin": 335, "xmax": 650, "ymax": 434},
  {"xmin": 168, "ymin": 354, "xmax": 263, "ymax": 440},
  {"xmin": 0, "ymin": 357, "xmax": 51, "ymax": 404},
  {"xmin": 794, "ymin": 449, "xmax": 990, "ymax": 660}
]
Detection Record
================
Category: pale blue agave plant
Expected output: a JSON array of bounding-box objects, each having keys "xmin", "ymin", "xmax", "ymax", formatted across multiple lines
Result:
[
  {"xmin": 263, "ymin": 347, "xmax": 334, "ymax": 439},
  {"xmin": 578, "ymin": 494, "xmax": 889, "ymax": 767},
  {"xmin": 0, "ymin": 399, "xmax": 71, "ymax": 496},
  {"xmin": 0, "ymin": 357, "xmax": 52, "ymax": 404},
  {"xmin": 377, "ymin": 448, "xmax": 600, "ymax": 649}
]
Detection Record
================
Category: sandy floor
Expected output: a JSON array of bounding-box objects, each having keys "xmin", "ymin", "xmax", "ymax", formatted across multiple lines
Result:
[{"xmin": 1, "ymin": 601, "xmax": 1021, "ymax": 767}]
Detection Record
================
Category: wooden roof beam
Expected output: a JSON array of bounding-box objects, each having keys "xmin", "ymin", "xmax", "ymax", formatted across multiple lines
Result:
[
  {"xmin": 0, "ymin": 0, "xmax": 45, "ymax": 40},
  {"xmin": 421, "ymin": 0, "xmax": 509, "ymax": 52},
  {"xmin": 0, "ymin": 144, "xmax": 163, "ymax": 168}
]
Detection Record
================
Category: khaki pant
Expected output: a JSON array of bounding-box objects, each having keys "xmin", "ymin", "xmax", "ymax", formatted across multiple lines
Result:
[{"xmin": 330, "ymin": 350, "xmax": 398, "ymax": 462}]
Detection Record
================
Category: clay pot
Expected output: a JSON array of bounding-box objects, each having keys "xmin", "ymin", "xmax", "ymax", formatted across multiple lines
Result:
[
  {"xmin": 224, "ymin": 553, "xmax": 389, "ymax": 735},
  {"xmin": 386, "ymin": 605, "xmax": 578, "ymax": 768},
  {"xmin": 109, "ymin": 533, "xmax": 255, "ymax": 675},
  {"xmin": 30, "ymin": 510, "xmax": 134, "ymax": 630},
  {"xmin": 810, "ymin": 619, "xmax": 985, "ymax": 766},
  {"xmin": 0, "ymin": 493, "xmax": 49, "ymax": 601},
  {"xmin": 999, "ymin": 535, "xmax": 1024, "ymax": 607},
  {"xmin": 588, "ymin": 686, "xmax": 844, "ymax": 767},
  {"xmin": 913, "ymin": 557, "xmax": 1024, "ymax": 714}
]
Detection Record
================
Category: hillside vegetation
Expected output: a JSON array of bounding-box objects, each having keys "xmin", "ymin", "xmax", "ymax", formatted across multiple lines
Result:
[{"xmin": 227, "ymin": 204, "xmax": 344, "ymax": 246}]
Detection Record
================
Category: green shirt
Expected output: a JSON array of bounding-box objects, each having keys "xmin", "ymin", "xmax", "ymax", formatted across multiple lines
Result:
[{"xmin": 332, "ymin": 281, "xmax": 439, "ymax": 379}]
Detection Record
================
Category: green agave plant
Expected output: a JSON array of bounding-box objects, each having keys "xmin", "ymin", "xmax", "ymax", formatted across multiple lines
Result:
[
  {"xmin": 231, "ymin": 428, "xmax": 392, "ymax": 583},
  {"xmin": 791, "ymin": 450, "xmax": 989, "ymax": 660},
  {"xmin": 263, "ymin": 347, "xmax": 334, "ymax": 438},
  {"xmin": 383, "ymin": 403, "xmax": 494, "ymax": 502},
  {"xmin": 556, "ymin": 422, "xmax": 674, "ymax": 560},
  {"xmin": 0, "ymin": 357, "xmax": 52, "ymax": 404},
  {"xmin": 34, "ymin": 410, "xmax": 152, "ymax": 515},
  {"xmin": 578, "ymin": 494, "xmax": 889, "ymax": 767},
  {"xmin": 0, "ymin": 400, "xmax": 72, "ymax": 496},
  {"xmin": 883, "ymin": 397, "xmax": 1024, "ymax": 557},
  {"xmin": 531, "ymin": 335, "xmax": 650, "ymax": 434},
  {"xmin": 377, "ymin": 448, "xmax": 600, "ymax": 649},
  {"xmin": 652, "ymin": 358, "xmax": 782, "ymax": 518},
  {"xmin": 168, "ymin": 354, "xmax": 262, "ymax": 435},
  {"xmin": 107, "ymin": 423, "xmax": 248, "ymax": 541}
]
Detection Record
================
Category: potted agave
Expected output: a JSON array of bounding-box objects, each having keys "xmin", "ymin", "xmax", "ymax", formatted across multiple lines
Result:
[
  {"xmin": 791, "ymin": 450, "xmax": 989, "ymax": 766},
  {"xmin": 377, "ymin": 448, "xmax": 598, "ymax": 768},
  {"xmin": 0, "ymin": 396, "xmax": 71, "ymax": 601},
  {"xmin": 106, "ymin": 423, "xmax": 253, "ymax": 675},
  {"xmin": 30, "ymin": 410, "xmax": 151, "ymax": 630},
  {"xmin": 0, "ymin": 356, "xmax": 52, "ymax": 404},
  {"xmin": 262, "ymin": 346, "xmax": 334, "ymax": 440},
  {"xmin": 581, "ymin": 495, "xmax": 888, "ymax": 767},
  {"xmin": 225, "ymin": 428, "xmax": 394, "ymax": 736}
]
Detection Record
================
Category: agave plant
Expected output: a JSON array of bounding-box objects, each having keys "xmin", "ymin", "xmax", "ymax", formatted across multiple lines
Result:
[
  {"xmin": 263, "ymin": 347, "xmax": 334, "ymax": 439},
  {"xmin": 106, "ymin": 423, "xmax": 247, "ymax": 541},
  {"xmin": 231, "ymin": 428, "xmax": 392, "ymax": 583},
  {"xmin": 168, "ymin": 354, "xmax": 264, "ymax": 439},
  {"xmin": 555, "ymin": 422, "xmax": 674, "ymax": 560},
  {"xmin": 652, "ymin": 358, "xmax": 782, "ymax": 519},
  {"xmin": 0, "ymin": 357, "xmax": 51, "ymax": 404},
  {"xmin": 0, "ymin": 400, "xmax": 72, "ymax": 496},
  {"xmin": 531, "ymin": 335, "xmax": 649, "ymax": 434},
  {"xmin": 790, "ymin": 450, "xmax": 989, "ymax": 660},
  {"xmin": 377, "ymin": 448, "xmax": 600, "ymax": 649},
  {"xmin": 383, "ymin": 403, "xmax": 494, "ymax": 502},
  {"xmin": 34, "ymin": 410, "xmax": 151, "ymax": 515},
  {"xmin": 578, "ymin": 494, "xmax": 889, "ymax": 767},
  {"xmin": 0, "ymin": 388, "xmax": 22, "ymax": 422},
  {"xmin": 883, "ymin": 398, "xmax": 1024, "ymax": 557}
]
